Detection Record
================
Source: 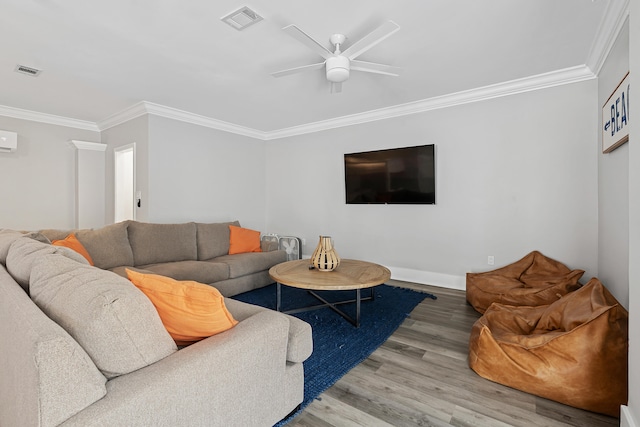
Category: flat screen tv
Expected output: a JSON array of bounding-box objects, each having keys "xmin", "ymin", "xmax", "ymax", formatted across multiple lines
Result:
[{"xmin": 344, "ymin": 144, "xmax": 435, "ymax": 204}]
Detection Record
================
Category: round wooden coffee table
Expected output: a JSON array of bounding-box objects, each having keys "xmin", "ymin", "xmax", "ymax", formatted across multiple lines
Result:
[{"xmin": 269, "ymin": 259, "xmax": 391, "ymax": 327}]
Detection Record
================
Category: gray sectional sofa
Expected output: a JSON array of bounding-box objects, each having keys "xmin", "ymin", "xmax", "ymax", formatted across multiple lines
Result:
[
  {"xmin": 40, "ymin": 220, "xmax": 287, "ymax": 297},
  {"xmin": 0, "ymin": 225, "xmax": 312, "ymax": 427}
]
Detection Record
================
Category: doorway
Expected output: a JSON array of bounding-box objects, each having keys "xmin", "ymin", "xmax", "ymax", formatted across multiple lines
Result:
[{"xmin": 114, "ymin": 143, "xmax": 136, "ymax": 222}]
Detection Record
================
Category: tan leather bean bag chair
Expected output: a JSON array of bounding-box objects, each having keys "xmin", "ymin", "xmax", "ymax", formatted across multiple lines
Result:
[
  {"xmin": 466, "ymin": 250, "xmax": 584, "ymax": 314},
  {"xmin": 468, "ymin": 278, "xmax": 628, "ymax": 416}
]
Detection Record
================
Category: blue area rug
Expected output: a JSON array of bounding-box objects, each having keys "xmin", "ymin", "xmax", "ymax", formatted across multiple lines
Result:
[{"xmin": 231, "ymin": 283, "xmax": 437, "ymax": 426}]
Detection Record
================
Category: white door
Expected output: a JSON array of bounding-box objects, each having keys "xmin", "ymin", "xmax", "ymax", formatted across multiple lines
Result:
[{"xmin": 114, "ymin": 144, "xmax": 136, "ymax": 222}]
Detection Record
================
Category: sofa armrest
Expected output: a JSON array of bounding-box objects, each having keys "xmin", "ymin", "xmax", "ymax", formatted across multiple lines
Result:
[
  {"xmin": 61, "ymin": 310, "xmax": 299, "ymax": 427},
  {"xmin": 226, "ymin": 299, "xmax": 313, "ymax": 363},
  {"xmin": 0, "ymin": 267, "xmax": 107, "ymax": 427}
]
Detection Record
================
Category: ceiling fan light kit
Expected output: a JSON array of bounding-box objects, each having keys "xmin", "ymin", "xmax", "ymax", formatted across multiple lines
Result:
[
  {"xmin": 272, "ymin": 21, "xmax": 401, "ymax": 92},
  {"xmin": 326, "ymin": 56, "xmax": 350, "ymax": 83}
]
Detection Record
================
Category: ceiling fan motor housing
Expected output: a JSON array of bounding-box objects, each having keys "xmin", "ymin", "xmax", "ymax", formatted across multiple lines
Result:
[{"xmin": 326, "ymin": 56, "xmax": 350, "ymax": 82}]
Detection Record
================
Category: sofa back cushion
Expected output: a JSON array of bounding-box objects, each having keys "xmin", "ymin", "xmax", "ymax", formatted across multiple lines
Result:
[
  {"xmin": 196, "ymin": 221, "xmax": 240, "ymax": 260},
  {"xmin": 75, "ymin": 221, "xmax": 134, "ymax": 270},
  {"xmin": 6, "ymin": 237, "xmax": 89, "ymax": 292},
  {"xmin": 29, "ymin": 254, "xmax": 177, "ymax": 379},
  {"xmin": 0, "ymin": 266, "xmax": 107, "ymax": 427},
  {"xmin": 128, "ymin": 221, "xmax": 197, "ymax": 266},
  {"xmin": 0, "ymin": 229, "xmax": 23, "ymax": 265}
]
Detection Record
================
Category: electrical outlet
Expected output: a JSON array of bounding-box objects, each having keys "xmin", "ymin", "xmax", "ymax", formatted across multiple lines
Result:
[{"xmin": 488, "ymin": 255, "xmax": 495, "ymax": 265}]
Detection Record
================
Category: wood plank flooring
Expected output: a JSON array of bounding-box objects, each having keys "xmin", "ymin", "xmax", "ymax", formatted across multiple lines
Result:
[{"xmin": 287, "ymin": 280, "xmax": 619, "ymax": 427}]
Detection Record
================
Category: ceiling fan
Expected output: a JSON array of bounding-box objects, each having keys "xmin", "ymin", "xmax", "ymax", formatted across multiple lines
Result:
[{"xmin": 271, "ymin": 20, "xmax": 401, "ymax": 93}]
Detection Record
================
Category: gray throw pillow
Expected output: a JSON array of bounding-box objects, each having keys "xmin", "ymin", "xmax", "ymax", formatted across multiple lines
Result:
[
  {"xmin": 29, "ymin": 254, "xmax": 177, "ymax": 379},
  {"xmin": 0, "ymin": 229, "xmax": 23, "ymax": 265},
  {"xmin": 6, "ymin": 237, "xmax": 88, "ymax": 292}
]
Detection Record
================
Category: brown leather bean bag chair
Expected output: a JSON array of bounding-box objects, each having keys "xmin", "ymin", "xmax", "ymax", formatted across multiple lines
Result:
[
  {"xmin": 466, "ymin": 250, "xmax": 584, "ymax": 314},
  {"xmin": 468, "ymin": 278, "xmax": 628, "ymax": 416}
]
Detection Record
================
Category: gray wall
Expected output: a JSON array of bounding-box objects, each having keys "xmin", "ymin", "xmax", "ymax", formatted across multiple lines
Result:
[
  {"xmin": 598, "ymin": 21, "xmax": 629, "ymax": 308},
  {"xmin": 0, "ymin": 116, "xmax": 100, "ymax": 230},
  {"xmin": 626, "ymin": 1, "xmax": 638, "ymax": 425},
  {"xmin": 102, "ymin": 115, "xmax": 150, "ymax": 223},
  {"xmin": 265, "ymin": 80, "xmax": 599, "ymax": 290},
  {"xmin": 146, "ymin": 115, "xmax": 267, "ymax": 231}
]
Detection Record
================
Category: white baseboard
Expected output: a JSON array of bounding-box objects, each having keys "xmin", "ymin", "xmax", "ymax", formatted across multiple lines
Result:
[
  {"xmin": 622, "ymin": 406, "xmax": 637, "ymax": 427},
  {"xmin": 388, "ymin": 266, "xmax": 466, "ymax": 290}
]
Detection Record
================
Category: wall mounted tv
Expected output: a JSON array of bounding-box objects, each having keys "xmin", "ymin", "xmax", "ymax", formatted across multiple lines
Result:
[{"xmin": 344, "ymin": 144, "xmax": 435, "ymax": 205}]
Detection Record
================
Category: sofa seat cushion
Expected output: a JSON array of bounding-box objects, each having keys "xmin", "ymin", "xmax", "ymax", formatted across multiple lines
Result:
[
  {"xmin": 137, "ymin": 260, "xmax": 230, "ymax": 284},
  {"xmin": 6, "ymin": 237, "xmax": 89, "ymax": 292},
  {"xmin": 468, "ymin": 278, "xmax": 628, "ymax": 417},
  {"xmin": 211, "ymin": 250, "xmax": 287, "ymax": 279},
  {"xmin": 29, "ymin": 254, "xmax": 177, "ymax": 379},
  {"xmin": 196, "ymin": 221, "xmax": 239, "ymax": 260},
  {"xmin": 128, "ymin": 221, "xmax": 197, "ymax": 266}
]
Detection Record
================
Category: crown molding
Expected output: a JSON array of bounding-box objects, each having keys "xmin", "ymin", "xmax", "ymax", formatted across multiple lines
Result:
[
  {"xmin": 586, "ymin": 0, "xmax": 630, "ymax": 75},
  {"xmin": 0, "ymin": 104, "xmax": 99, "ymax": 132},
  {"xmin": 70, "ymin": 140, "xmax": 107, "ymax": 151},
  {"xmin": 141, "ymin": 102, "xmax": 266, "ymax": 140},
  {"xmin": 264, "ymin": 65, "xmax": 596, "ymax": 140},
  {"xmin": 97, "ymin": 102, "xmax": 148, "ymax": 131},
  {"xmin": 97, "ymin": 101, "xmax": 266, "ymax": 139},
  {"xmin": 1, "ymin": 66, "xmax": 596, "ymax": 141}
]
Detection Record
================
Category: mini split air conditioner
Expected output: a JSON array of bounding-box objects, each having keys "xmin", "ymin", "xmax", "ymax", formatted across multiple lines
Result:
[{"xmin": 0, "ymin": 131, "xmax": 17, "ymax": 153}]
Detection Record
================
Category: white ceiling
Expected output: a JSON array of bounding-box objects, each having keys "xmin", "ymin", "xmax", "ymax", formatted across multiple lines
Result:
[{"xmin": 0, "ymin": 1, "xmax": 620, "ymax": 134}]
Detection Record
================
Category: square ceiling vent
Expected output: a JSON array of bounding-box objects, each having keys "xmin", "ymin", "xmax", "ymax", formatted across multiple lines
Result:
[
  {"xmin": 14, "ymin": 64, "xmax": 42, "ymax": 77},
  {"xmin": 221, "ymin": 6, "xmax": 263, "ymax": 31}
]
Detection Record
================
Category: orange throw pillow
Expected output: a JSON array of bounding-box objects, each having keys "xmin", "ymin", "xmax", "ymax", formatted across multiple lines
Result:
[
  {"xmin": 126, "ymin": 269, "xmax": 238, "ymax": 346},
  {"xmin": 228, "ymin": 225, "xmax": 262, "ymax": 254},
  {"xmin": 52, "ymin": 233, "xmax": 94, "ymax": 265}
]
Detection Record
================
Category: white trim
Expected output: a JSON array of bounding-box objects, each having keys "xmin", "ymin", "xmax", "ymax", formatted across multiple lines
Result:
[
  {"xmin": 586, "ymin": 0, "xmax": 630, "ymax": 75},
  {"xmin": 114, "ymin": 143, "xmax": 137, "ymax": 222},
  {"xmin": 97, "ymin": 101, "xmax": 265, "ymax": 139},
  {"xmin": 70, "ymin": 140, "xmax": 107, "ymax": 151},
  {"xmin": 0, "ymin": 65, "xmax": 596, "ymax": 140},
  {"xmin": 0, "ymin": 104, "xmax": 99, "ymax": 132},
  {"xmin": 265, "ymin": 65, "xmax": 595, "ymax": 140},
  {"xmin": 621, "ymin": 406, "xmax": 638, "ymax": 427},
  {"xmin": 388, "ymin": 266, "xmax": 466, "ymax": 291},
  {"xmin": 98, "ymin": 102, "xmax": 148, "ymax": 131}
]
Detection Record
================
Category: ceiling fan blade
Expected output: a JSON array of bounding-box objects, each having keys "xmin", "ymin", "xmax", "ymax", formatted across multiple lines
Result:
[
  {"xmin": 331, "ymin": 82, "xmax": 343, "ymax": 93},
  {"xmin": 283, "ymin": 25, "xmax": 332, "ymax": 60},
  {"xmin": 342, "ymin": 21, "xmax": 400, "ymax": 60},
  {"xmin": 271, "ymin": 62, "xmax": 325, "ymax": 78},
  {"xmin": 350, "ymin": 60, "xmax": 400, "ymax": 77}
]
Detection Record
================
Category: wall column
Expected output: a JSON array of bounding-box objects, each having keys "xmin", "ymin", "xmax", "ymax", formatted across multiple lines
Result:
[{"xmin": 71, "ymin": 140, "xmax": 106, "ymax": 229}]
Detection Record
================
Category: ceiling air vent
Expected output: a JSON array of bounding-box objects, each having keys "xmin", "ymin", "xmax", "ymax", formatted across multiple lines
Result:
[
  {"xmin": 221, "ymin": 6, "xmax": 263, "ymax": 31},
  {"xmin": 15, "ymin": 64, "xmax": 42, "ymax": 77}
]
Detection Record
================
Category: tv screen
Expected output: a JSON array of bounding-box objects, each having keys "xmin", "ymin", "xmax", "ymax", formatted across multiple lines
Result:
[{"xmin": 344, "ymin": 144, "xmax": 435, "ymax": 204}]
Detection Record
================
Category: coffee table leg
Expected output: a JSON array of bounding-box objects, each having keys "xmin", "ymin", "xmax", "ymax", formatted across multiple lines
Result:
[
  {"xmin": 356, "ymin": 289, "xmax": 361, "ymax": 328},
  {"xmin": 276, "ymin": 282, "xmax": 282, "ymax": 312}
]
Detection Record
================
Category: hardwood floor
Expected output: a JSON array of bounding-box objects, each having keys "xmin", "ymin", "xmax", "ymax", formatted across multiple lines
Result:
[{"xmin": 287, "ymin": 280, "xmax": 619, "ymax": 427}]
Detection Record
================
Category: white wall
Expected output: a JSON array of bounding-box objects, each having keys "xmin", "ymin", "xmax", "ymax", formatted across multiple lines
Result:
[
  {"xmin": 102, "ymin": 115, "xmax": 149, "ymax": 223},
  {"xmin": 146, "ymin": 116, "xmax": 267, "ymax": 231},
  {"xmin": 74, "ymin": 143, "xmax": 106, "ymax": 229},
  {"xmin": 265, "ymin": 81, "xmax": 599, "ymax": 289},
  {"xmin": 598, "ymin": 21, "xmax": 629, "ymax": 308},
  {"xmin": 0, "ymin": 116, "xmax": 100, "ymax": 230}
]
